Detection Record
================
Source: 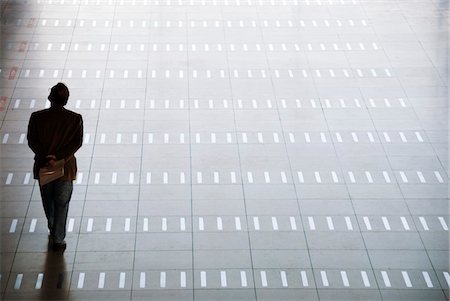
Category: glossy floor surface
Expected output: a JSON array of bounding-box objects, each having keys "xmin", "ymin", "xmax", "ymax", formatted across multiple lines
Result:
[{"xmin": 0, "ymin": 0, "xmax": 449, "ymax": 300}]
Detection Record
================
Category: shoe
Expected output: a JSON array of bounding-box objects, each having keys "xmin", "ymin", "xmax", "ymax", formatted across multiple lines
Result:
[{"xmin": 52, "ymin": 241, "xmax": 67, "ymax": 252}]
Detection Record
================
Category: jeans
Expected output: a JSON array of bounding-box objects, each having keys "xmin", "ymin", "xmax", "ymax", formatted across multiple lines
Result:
[{"xmin": 39, "ymin": 180, "xmax": 73, "ymax": 243}]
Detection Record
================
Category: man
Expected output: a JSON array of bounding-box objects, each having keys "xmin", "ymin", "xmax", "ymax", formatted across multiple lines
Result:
[{"xmin": 27, "ymin": 83, "xmax": 83, "ymax": 252}]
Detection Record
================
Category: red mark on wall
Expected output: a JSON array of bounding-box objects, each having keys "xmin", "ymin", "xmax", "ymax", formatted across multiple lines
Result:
[
  {"xmin": 0, "ymin": 97, "xmax": 8, "ymax": 112},
  {"xmin": 9, "ymin": 67, "xmax": 18, "ymax": 80},
  {"xmin": 27, "ymin": 18, "xmax": 36, "ymax": 28},
  {"xmin": 19, "ymin": 41, "xmax": 28, "ymax": 52}
]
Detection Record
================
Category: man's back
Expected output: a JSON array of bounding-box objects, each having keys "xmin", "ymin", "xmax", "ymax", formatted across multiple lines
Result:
[{"xmin": 27, "ymin": 105, "xmax": 83, "ymax": 181}]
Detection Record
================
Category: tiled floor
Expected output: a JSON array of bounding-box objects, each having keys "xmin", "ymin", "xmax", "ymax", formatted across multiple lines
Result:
[{"xmin": 0, "ymin": 0, "xmax": 448, "ymax": 300}]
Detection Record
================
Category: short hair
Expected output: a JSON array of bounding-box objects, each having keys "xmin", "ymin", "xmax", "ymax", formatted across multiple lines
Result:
[{"xmin": 48, "ymin": 83, "xmax": 69, "ymax": 105}]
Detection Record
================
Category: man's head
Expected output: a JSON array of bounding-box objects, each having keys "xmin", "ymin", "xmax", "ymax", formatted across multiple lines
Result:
[{"xmin": 48, "ymin": 83, "xmax": 69, "ymax": 106}]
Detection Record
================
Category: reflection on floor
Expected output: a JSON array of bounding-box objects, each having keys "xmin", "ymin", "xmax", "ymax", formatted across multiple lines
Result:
[{"xmin": 0, "ymin": 0, "xmax": 448, "ymax": 300}]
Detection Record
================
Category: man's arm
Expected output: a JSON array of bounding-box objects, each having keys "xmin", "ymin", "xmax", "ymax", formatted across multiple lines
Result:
[
  {"xmin": 27, "ymin": 113, "xmax": 40, "ymax": 155},
  {"xmin": 55, "ymin": 115, "xmax": 83, "ymax": 162}
]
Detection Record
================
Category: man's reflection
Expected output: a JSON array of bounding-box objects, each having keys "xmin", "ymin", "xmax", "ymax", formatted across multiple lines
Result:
[{"xmin": 39, "ymin": 250, "xmax": 68, "ymax": 300}]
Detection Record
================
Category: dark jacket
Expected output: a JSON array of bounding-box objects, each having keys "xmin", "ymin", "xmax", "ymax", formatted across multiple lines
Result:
[{"xmin": 27, "ymin": 105, "xmax": 83, "ymax": 181}]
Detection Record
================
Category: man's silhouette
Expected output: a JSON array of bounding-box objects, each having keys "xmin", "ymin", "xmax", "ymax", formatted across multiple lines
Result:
[{"xmin": 27, "ymin": 83, "xmax": 83, "ymax": 252}]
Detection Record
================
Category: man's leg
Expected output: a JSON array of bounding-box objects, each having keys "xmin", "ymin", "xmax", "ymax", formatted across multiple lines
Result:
[
  {"xmin": 52, "ymin": 180, "xmax": 73, "ymax": 244},
  {"xmin": 39, "ymin": 182, "xmax": 55, "ymax": 234}
]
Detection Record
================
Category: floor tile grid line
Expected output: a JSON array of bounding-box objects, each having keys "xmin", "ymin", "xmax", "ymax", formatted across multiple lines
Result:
[
  {"xmin": 7, "ymin": 68, "xmax": 400, "ymax": 80},
  {"xmin": 184, "ymin": 10, "xmax": 202, "ymax": 301},
  {"xmin": 367, "ymin": 0, "xmax": 449, "ymax": 294},
  {"xmin": 357, "ymin": 1, "xmax": 448, "ymax": 296},
  {"xmin": 397, "ymin": 33, "xmax": 449, "ymax": 180},
  {"xmin": 255, "ymin": 5, "xmax": 321, "ymax": 301},
  {"xmin": 4, "ymin": 22, "xmax": 376, "ymax": 33},
  {"xmin": 5, "ymin": 268, "xmax": 445, "ymax": 291},
  {"xmin": 299, "ymin": 3, "xmax": 386, "ymax": 299},
  {"xmin": 0, "ymin": 2, "xmax": 42, "ymax": 298},
  {"xmin": 7, "ymin": 1, "xmax": 360, "ymax": 10},
  {"xmin": 6, "ymin": 17, "xmax": 373, "ymax": 27},
  {"xmin": 0, "ymin": 130, "xmax": 438, "ymax": 145},
  {"xmin": 5, "ymin": 214, "xmax": 450, "ymax": 234},
  {"xmin": 276, "ymin": 0, "xmax": 449, "ymax": 185},
  {"xmin": 371, "ymin": 0, "xmax": 449, "ymax": 210},
  {"xmin": 21, "ymin": 0, "xmax": 361, "ymax": 5},
  {"xmin": 184, "ymin": 9, "xmax": 196, "ymax": 301},
  {"xmin": 372, "ymin": 156, "xmax": 448, "ymax": 293},
  {"xmin": 2, "ymin": 169, "xmax": 449, "ymax": 186},
  {"xmin": 0, "ymin": 98, "xmax": 423, "ymax": 111},
  {"xmin": 17, "ymin": 214, "xmax": 450, "ymax": 231},
  {"xmin": 0, "ymin": 130, "xmax": 442, "ymax": 148},
  {"xmin": 347, "ymin": 4, "xmax": 432, "ymax": 296},
  {"xmin": 0, "ymin": 125, "xmax": 414, "ymax": 140},
  {"xmin": 67, "ymin": 0, "xmax": 116, "ymax": 296},
  {"xmin": 6, "ymin": 0, "xmax": 356, "ymax": 7},
  {"xmin": 4, "ymin": 41, "xmax": 388, "ymax": 53},
  {"xmin": 385, "ymin": 0, "xmax": 448, "ymax": 154},
  {"xmin": 129, "ymin": 7, "xmax": 151, "ymax": 301},
  {"xmin": 220, "ymin": 7, "xmax": 259, "ymax": 300},
  {"xmin": 1, "ymin": 39, "xmax": 382, "ymax": 50},
  {"xmin": 315, "ymin": 76, "xmax": 389, "ymax": 301},
  {"xmin": 0, "ymin": 100, "xmax": 420, "ymax": 112},
  {"xmin": 4, "ymin": 132, "xmax": 442, "ymax": 148},
  {"xmin": 403, "ymin": 13, "xmax": 448, "ymax": 86}
]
